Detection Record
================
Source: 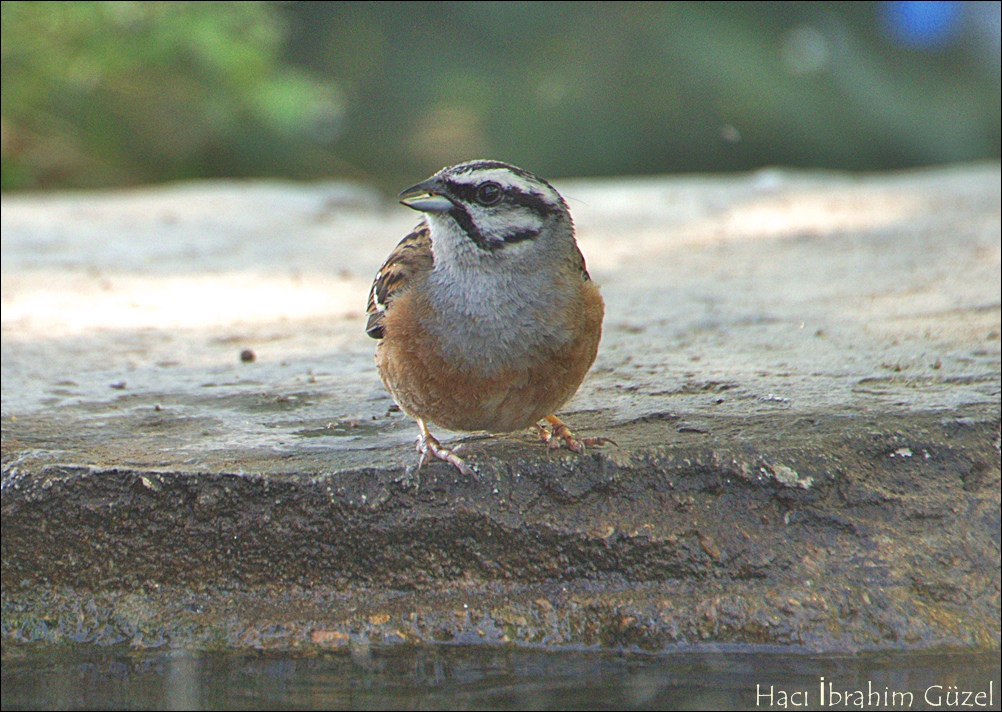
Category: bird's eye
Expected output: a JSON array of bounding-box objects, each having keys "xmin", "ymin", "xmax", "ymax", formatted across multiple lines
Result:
[{"xmin": 476, "ymin": 182, "xmax": 503, "ymax": 206}]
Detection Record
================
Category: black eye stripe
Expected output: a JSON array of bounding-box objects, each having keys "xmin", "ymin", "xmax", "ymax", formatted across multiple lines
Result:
[
  {"xmin": 444, "ymin": 179, "xmax": 483, "ymax": 205},
  {"xmin": 443, "ymin": 179, "xmax": 562, "ymax": 217},
  {"xmin": 507, "ymin": 189, "xmax": 562, "ymax": 217},
  {"xmin": 437, "ymin": 166, "xmax": 567, "ymax": 251}
]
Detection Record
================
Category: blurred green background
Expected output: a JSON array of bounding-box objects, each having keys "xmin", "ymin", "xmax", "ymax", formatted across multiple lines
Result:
[{"xmin": 2, "ymin": 1, "xmax": 999, "ymax": 191}]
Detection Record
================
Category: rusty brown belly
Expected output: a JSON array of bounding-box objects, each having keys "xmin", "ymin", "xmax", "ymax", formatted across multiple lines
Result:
[{"xmin": 375, "ymin": 282, "xmax": 603, "ymax": 433}]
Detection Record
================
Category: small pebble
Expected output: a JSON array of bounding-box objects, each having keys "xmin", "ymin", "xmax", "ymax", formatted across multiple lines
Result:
[{"xmin": 240, "ymin": 349, "xmax": 256, "ymax": 363}]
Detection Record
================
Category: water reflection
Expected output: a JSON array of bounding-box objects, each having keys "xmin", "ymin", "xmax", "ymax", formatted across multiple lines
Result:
[{"xmin": 2, "ymin": 645, "xmax": 998, "ymax": 711}]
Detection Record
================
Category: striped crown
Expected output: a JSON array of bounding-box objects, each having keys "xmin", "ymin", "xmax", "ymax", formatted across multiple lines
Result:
[{"xmin": 399, "ymin": 160, "xmax": 570, "ymax": 252}]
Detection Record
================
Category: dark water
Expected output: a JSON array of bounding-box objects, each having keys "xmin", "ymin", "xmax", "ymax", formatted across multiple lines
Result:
[{"xmin": 2, "ymin": 645, "xmax": 998, "ymax": 711}]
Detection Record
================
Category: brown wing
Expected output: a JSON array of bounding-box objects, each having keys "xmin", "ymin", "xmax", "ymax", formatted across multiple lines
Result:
[{"xmin": 366, "ymin": 222, "xmax": 434, "ymax": 339}]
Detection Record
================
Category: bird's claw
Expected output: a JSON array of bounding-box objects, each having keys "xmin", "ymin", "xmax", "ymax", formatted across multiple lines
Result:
[
  {"xmin": 538, "ymin": 416, "xmax": 617, "ymax": 453},
  {"xmin": 415, "ymin": 429, "xmax": 476, "ymax": 477}
]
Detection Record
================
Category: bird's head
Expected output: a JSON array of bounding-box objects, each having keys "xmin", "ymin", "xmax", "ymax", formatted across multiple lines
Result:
[{"xmin": 399, "ymin": 160, "xmax": 572, "ymax": 262}]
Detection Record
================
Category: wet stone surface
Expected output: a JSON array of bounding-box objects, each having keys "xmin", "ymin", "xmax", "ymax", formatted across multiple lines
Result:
[{"xmin": 2, "ymin": 165, "xmax": 1000, "ymax": 651}]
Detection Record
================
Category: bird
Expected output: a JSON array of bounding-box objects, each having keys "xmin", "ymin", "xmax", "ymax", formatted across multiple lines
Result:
[{"xmin": 366, "ymin": 160, "xmax": 611, "ymax": 476}]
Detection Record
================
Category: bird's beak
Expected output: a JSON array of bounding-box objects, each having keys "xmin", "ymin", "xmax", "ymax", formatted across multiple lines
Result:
[{"xmin": 398, "ymin": 178, "xmax": 454, "ymax": 213}]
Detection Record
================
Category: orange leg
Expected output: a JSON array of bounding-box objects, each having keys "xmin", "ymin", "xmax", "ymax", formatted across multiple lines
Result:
[
  {"xmin": 537, "ymin": 415, "xmax": 616, "ymax": 453},
  {"xmin": 415, "ymin": 419, "xmax": 476, "ymax": 477}
]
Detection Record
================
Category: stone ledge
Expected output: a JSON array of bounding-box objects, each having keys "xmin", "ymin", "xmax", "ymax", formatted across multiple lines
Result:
[
  {"xmin": 3, "ymin": 409, "xmax": 998, "ymax": 650},
  {"xmin": 2, "ymin": 164, "xmax": 1000, "ymax": 650}
]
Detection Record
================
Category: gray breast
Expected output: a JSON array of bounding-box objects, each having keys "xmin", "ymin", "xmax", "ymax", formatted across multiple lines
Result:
[{"xmin": 423, "ymin": 258, "xmax": 573, "ymax": 374}]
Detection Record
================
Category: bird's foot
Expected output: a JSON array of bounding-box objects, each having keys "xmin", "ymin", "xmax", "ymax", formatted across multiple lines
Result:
[
  {"xmin": 537, "ymin": 415, "xmax": 617, "ymax": 453},
  {"xmin": 415, "ymin": 420, "xmax": 476, "ymax": 477}
]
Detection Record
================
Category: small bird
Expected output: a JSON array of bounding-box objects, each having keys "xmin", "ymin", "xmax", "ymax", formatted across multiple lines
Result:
[{"xmin": 366, "ymin": 160, "xmax": 610, "ymax": 476}]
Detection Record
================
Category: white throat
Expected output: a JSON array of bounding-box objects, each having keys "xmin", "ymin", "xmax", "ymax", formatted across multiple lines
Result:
[{"xmin": 422, "ymin": 215, "xmax": 575, "ymax": 373}]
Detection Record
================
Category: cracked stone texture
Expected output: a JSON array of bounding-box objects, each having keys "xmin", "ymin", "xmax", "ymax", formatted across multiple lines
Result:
[{"xmin": 2, "ymin": 163, "xmax": 1000, "ymax": 652}]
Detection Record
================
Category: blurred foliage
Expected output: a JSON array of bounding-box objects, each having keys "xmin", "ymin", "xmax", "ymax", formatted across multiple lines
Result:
[
  {"xmin": 2, "ymin": 1, "xmax": 999, "ymax": 190},
  {"xmin": 1, "ymin": 1, "xmax": 340, "ymax": 189}
]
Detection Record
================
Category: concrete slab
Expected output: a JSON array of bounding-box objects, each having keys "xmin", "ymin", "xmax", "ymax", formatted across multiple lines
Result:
[{"xmin": 2, "ymin": 164, "xmax": 999, "ymax": 651}]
